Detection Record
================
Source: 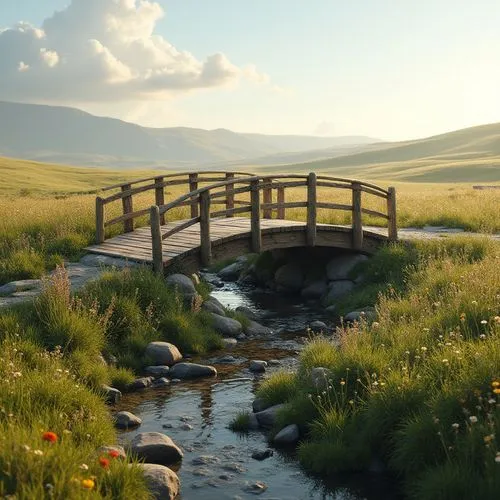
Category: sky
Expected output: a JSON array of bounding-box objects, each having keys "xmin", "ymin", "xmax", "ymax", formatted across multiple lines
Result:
[{"xmin": 0, "ymin": 0, "xmax": 499, "ymax": 140}]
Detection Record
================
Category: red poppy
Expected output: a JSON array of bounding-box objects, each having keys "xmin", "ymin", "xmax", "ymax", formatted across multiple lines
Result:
[
  {"xmin": 108, "ymin": 450, "xmax": 120, "ymax": 459},
  {"xmin": 42, "ymin": 432, "xmax": 58, "ymax": 443},
  {"xmin": 98, "ymin": 456, "xmax": 110, "ymax": 469}
]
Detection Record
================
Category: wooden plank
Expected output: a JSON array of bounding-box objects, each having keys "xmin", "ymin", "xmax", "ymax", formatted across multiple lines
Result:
[
  {"xmin": 155, "ymin": 177, "xmax": 166, "ymax": 225},
  {"xmin": 351, "ymin": 182, "xmax": 363, "ymax": 250},
  {"xmin": 387, "ymin": 186, "xmax": 398, "ymax": 241},
  {"xmin": 96, "ymin": 197, "xmax": 105, "ymax": 243},
  {"xmin": 189, "ymin": 173, "xmax": 199, "ymax": 218},
  {"xmin": 200, "ymin": 191, "xmax": 211, "ymax": 266},
  {"xmin": 277, "ymin": 186, "xmax": 285, "ymax": 219},
  {"xmin": 121, "ymin": 184, "xmax": 134, "ymax": 233}
]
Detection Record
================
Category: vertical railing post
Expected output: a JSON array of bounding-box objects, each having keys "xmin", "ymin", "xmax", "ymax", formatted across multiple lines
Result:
[
  {"xmin": 262, "ymin": 178, "xmax": 273, "ymax": 219},
  {"xmin": 96, "ymin": 197, "xmax": 105, "ymax": 244},
  {"xmin": 225, "ymin": 172, "xmax": 235, "ymax": 217},
  {"xmin": 154, "ymin": 177, "xmax": 165, "ymax": 225},
  {"xmin": 250, "ymin": 179, "xmax": 262, "ymax": 253},
  {"xmin": 277, "ymin": 185, "xmax": 285, "ymax": 219},
  {"xmin": 306, "ymin": 172, "xmax": 317, "ymax": 246},
  {"xmin": 121, "ymin": 184, "xmax": 134, "ymax": 233},
  {"xmin": 200, "ymin": 191, "xmax": 212, "ymax": 266},
  {"xmin": 387, "ymin": 187, "xmax": 398, "ymax": 241},
  {"xmin": 352, "ymin": 182, "xmax": 363, "ymax": 250},
  {"xmin": 150, "ymin": 205, "xmax": 163, "ymax": 275},
  {"xmin": 189, "ymin": 173, "xmax": 199, "ymax": 218}
]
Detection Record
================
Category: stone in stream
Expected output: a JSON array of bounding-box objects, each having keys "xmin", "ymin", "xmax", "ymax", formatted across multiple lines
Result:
[
  {"xmin": 97, "ymin": 445, "xmax": 126, "ymax": 460},
  {"xmin": 243, "ymin": 481, "xmax": 268, "ymax": 495},
  {"xmin": 325, "ymin": 305, "xmax": 337, "ymax": 315},
  {"xmin": 210, "ymin": 313, "xmax": 243, "ymax": 337},
  {"xmin": 252, "ymin": 398, "xmax": 270, "ymax": 413},
  {"xmin": 202, "ymin": 297, "xmax": 226, "ymax": 316},
  {"xmin": 145, "ymin": 342, "xmax": 182, "ymax": 366},
  {"xmin": 251, "ymin": 449, "xmax": 274, "ymax": 461},
  {"xmin": 165, "ymin": 273, "xmax": 197, "ymax": 295},
  {"xmin": 138, "ymin": 463, "xmax": 180, "ymax": 500},
  {"xmin": 326, "ymin": 254, "xmax": 368, "ymax": 281},
  {"xmin": 191, "ymin": 455, "xmax": 221, "ymax": 466},
  {"xmin": 114, "ymin": 411, "xmax": 142, "ymax": 429},
  {"xmin": 218, "ymin": 261, "xmax": 246, "ymax": 281},
  {"xmin": 235, "ymin": 305, "xmax": 258, "ymax": 321},
  {"xmin": 145, "ymin": 365, "xmax": 170, "ymax": 377},
  {"xmin": 152, "ymin": 377, "xmax": 171, "ymax": 388},
  {"xmin": 248, "ymin": 413, "xmax": 259, "ymax": 430},
  {"xmin": 129, "ymin": 432, "xmax": 183, "ymax": 465},
  {"xmin": 274, "ymin": 263, "xmax": 304, "ymax": 293},
  {"xmin": 169, "ymin": 362, "xmax": 217, "ymax": 379},
  {"xmin": 309, "ymin": 320, "xmax": 328, "ymax": 332},
  {"xmin": 245, "ymin": 321, "xmax": 272, "ymax": 336},
  {"xmin": 301, "ymin": 280, "xmax": 328, "ymax": 299},
  {"xmin": 273, "ymin": 424, "xmax": 300, "ymax": 445},
  {"xmin": 128, "ymin": 377, "xmax": 154, "ymax": 391},
  {"xmin": 101, "ymin": 385, "xmax": 122, "ymax": 404},
  {"xmin": 255, "ymin": 404, "xmax": 286, "ymax": 428},
  {"xmin": 222, "ymin": 338, "xmax": 238, "ymax": 348},
  {"xmin": 249, "ymin": 360, "xmax": 267, "ymax": 373}
]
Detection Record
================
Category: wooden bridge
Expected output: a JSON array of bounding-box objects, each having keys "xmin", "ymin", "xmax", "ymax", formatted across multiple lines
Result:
[{"xmin": 85, "ymin": 172, "xmax": 397, "ymax": 274}]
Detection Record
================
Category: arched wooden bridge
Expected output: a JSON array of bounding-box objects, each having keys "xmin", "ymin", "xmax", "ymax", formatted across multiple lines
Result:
[{"xmin": 85, "ymin": 172, "xmax": 397, "ymax": 274}]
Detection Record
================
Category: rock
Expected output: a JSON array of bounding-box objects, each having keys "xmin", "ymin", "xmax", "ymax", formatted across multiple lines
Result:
[
  {"xmin": 255, "ymin": 404, "xmax": 285, "ymax": 428},
  {"xmin": 0, "ymin": 279, "xmax": 41, "ymax": 296},
  {"xmin": 252, "ymin": 398, "xmax": 270, "ymax": 413},
  {"xmin": 309, "ymin": 320, "xmax": 328, "ymax": 332},
  {"xmin": 192, "ymin": 467, "xmax": 212, "ymax": 477},
  {"xmin": 191, "ymin": 455, "xmax": 220, "ymax": 466},
  {"xmin": 326, "ymin": 254, "xmax": 368, "ymax": 281},
  {"xmin": 152, "ymin": 377, "xmax": 171, "ymax": 388},
  {"xmin": 180, "ymin": 423, "xmax": 193, "ymax": 431},
  {"xmin": 210, "ymin": 313, "xmax": 242, "ymax": 337},
  {"xmin": 145, "ymin": 342, "xmax": 182, "ymax": 366},
  {"xmin": 268, "ymin": 359, "xmax": 281, "ymax": 366},
  {"xmin": 274, "ymin": 263, "xmax": 304, "ymax": 293},
  {"xmin": 169, "ymin": 363, "xmax": 217, "ymax": 379},
  {"xmin": 325, "ymin": 280, "xmax": 354, "ymax": 302},
  {"xmin": 139, "ymin": 463, "xmax": 180, "ymax": 500},
  {"xmin": 325, "ymin": 305, "xmax": 337, "ymax": 315},
  {"xmin": 311, "ymin": 367, "xmax": 331, "ymax": 391},
  {"xmin": 128, "ymin": 377, "xmax": 154, "ymax": 391},
  {"xmin": 249, "ymin": 360, "xmax": 267, "ymax": 373},
  {"xmin": 222, "ymin": 463, "xmax": 246, "ymax": 473},
  {"xmin": 245, "ymin": 321, "xmax": 272, "ymax": 336},
  {"xmin": 235, "ymin": 306, "xmax": 258, "ymax": 321},
  {"xmin": 248, "ymin": 413, "xmax": 259, "ymax": 430},
  {"xmin": 301, "ymin": 280, "xmax": 328, "ymax": 299},
  {"xmin": 273, "ymin": 424, "xmax": 299, "ymax": 445},
  {"xmin": 80, "ymin": 254, "xmax": 137, "ymax": 268},
  {"xmin": 222, "ymin": 338, "xmax": 238, "ymax": 348},
  {"xmin": 218, "ymin": 261, "xmax": 246, "ymax": 281},
  {"xmin": 145, "ymin": 365, "xmax": 170, "ymax": 377},
  {"xmin": 243, "ymin": 481, "xmax": 268, "ymax": 494},
  {"xmin": 165, "ymin": 273, "xmax": 197, "ymax": 295},
  {"xmin": 102, "ymin": 385, "xmax": 122, "ymax": 404},
  {"xmin": 344, "ymin": 307, "xmax": 377, "ymax": 323},
  {"xmin": 97, "ymin": 445, "xmax": 126, "ymax": 459},
  {"xmin": 114, "ymin": 411, "xmax": 142, "ymax": 429},
  {"xmin": 202, "ymin": 297, "xmax": 226, "ymax": 316},
  {"xmin": 251, "ymin": 449, "xmax": 273, "ymax": 461},
  {"xmin": 129, "ymin": 432, "xmax": 183, "ymax": 465}
]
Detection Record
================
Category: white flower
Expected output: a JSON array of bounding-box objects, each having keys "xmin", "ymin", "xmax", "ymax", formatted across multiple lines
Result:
[
  {"xmin": 33, "ymin": 449, "xmax": 44, "ymax": 456},
  {"xmin": 79, "ymin": 464, "xmax": 89, "ymax": 471},
  {"xmin": 469, "ymin": 416, "xmax": 478, "ymax": 424},
  {"xmin": 451, "ymin": 423, "xmax": 459, "ymax": 429},
  {"xmin": 480, "ymin": 320, "xmax": 488, "ymax": 325}
]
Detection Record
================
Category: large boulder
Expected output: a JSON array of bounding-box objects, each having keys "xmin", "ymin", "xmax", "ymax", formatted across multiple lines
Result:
[
  {"xmin": 326, "ymin": 254, "xmax": 368, "ymax": 281},
  {"xmin": 97, "ymin": 445, "xmax": 126, "ymax": 460},
  {"xmin": 145, "ymin": 342, "xmax": 182, "ymax": 366},
  {"xmin": 114, "ymin": 411, "xmax": 142, "ymax": 429},
  {"xmin": 145, "ymin": 365, "xmax": 170, "ymax": 377},
  {"xmin": 101, "ymin": 385, "xmax": 122, "ymax": 404},
  {"xmin": 218, "ymin": 261, "xmax": 246, "ymax": 281},
  {"xmin": 128, "ymin": 377, "xmax": 154, "ymax": 391},
  {"xmin": 202, "ymin": 297, "xmax": 226, "ymax": 316},
  {"xmin": 249, "ymin": 360, "xmax": 267, "ymax": 373},
  {"xmin": 344, "ymin": 307, "xmax": 377, "ymax": 323},
  {"xmin": 138, "ymin": 463, "xmax": 180, "ymax": 500},
  {"xmin": 252, "ymin": 397, "xmax": 270, "ymax": 413},
  {"xmin": 301, "ymin": 280, "xmax": 328, "ymax": 299},
  {"xmin": 129, "ymin": 432, "xmax": 183, "ymax": 465},
  {"xmin": 169, "ymin": 362, "xmax": 217, "ymax": 379},
  {"xmin": 255, "ymin": 404, "xmax": 286, "ymax": 428},
  {"xmin": 165, "ymin": 274, "xmax": 196, "ymax": 295},
  {"xmin": 210, "ymin": 313, "xmax": 242, "ymax": 337},
  {"xmin": 235, "ymin": 306, "xmax": 258, "ymax": 321},
  {"xmin": 274, "ymin": 424, "xmax": 299, "ymax": 445},
  {"xmin": 0, "ymin": 279, "xmax": 41, "ymax": 296},
  {"xmin": 325, "ymin": 280, "xmax": 355, "ymax": 302},
  {"xmin": 245, "ymin": 321, "xmax": 272, "ymax": 336},
  {"xmin": 274, "ymin": 263, "xmax": 304, "ymax": 292}
]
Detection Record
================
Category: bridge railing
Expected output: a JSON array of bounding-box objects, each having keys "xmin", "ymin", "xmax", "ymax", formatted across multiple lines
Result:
[
  {"xmin": 148, "ymin": 173, "xmax": 397, "ymax": 273},
  {"xmin": 94, "ymin": 171, "xmax": 254, "ymax": 243}
]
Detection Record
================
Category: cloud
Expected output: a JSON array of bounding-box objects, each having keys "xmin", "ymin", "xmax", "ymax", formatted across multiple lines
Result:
[{"xmin": 0, "ymin": 0, "xmax": 268, "ymax": 103}]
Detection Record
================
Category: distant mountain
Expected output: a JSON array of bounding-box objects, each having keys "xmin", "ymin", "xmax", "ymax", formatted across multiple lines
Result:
[{"xmin": 0, "ymin": 101, "xmax": 379, "ymax": 168}]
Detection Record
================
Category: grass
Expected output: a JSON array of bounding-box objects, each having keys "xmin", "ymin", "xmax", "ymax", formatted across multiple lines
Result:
[
  {"xmin": 228, "ymin": 412, "xmax": 252, "ymax": 432},
  {"xmin": 247, "ymin": 238, "xmax": 500, "ymax": 499}
]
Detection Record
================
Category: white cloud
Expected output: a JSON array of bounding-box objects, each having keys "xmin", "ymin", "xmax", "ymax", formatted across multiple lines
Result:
[{"xmin": 0, "ymin": 0, "xmax": 269, "ymax": 103}]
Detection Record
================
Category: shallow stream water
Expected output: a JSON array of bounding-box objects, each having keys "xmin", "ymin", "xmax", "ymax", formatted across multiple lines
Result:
[{"xmin": 116, "ymin": 277, "xmax": 402, "ymax": 500}]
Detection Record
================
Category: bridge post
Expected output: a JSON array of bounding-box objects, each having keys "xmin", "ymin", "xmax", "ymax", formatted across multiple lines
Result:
[
  {"xmin": 96, "ymin": 197, "xmax": 105, "ymax": 243},
  {"xmin": 150, "ymin": 205, "xmax": 163, "ymax": 275},
  {"xmin": 387, "ymin": 187, "xmax": 398, "ymax": 241},
  {"xmin": 250, "ymin": 179, "xmax": 262, "ymax": 253},
  {"xmin": 189, "ymin": 173, "xmax": 199, "ymax": 218},
  {"xmin": 200, "ymin": 191, "xmax": 212, "ymax": 266},
  {"xmin": 121, "ymin": 184, "xmax": 134, "ymax": 233},
  {"xmin": 225, "ymin": 172, "xmax": 235, "ymax": 217},
  {"xmin": 307, "ymin": 172, "xmax": 317, "ymax": 246},
  {"xmin": 263, "ymin": 179, "xmax": 273, "ymax": 219},
  {"xmin": 351, "ymin": 182, "xmax": 363, "ymax": 250},
  {"xmin": 154, "ymin": 177, "xmax": 165, "ymax": 225},
  {"xmin": 277, "ymin": 185, "xmax": 285, "ymax": 219}
]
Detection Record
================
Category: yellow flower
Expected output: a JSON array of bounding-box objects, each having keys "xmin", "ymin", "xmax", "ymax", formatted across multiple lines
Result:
[
  {"xmin": 494, "ymin": 388, "xmax": 500, "ymax": 395},
  {"xmin": 492, "ymin": 381, "xmax": 500, "ymax": 388},
  {"xmin": 81, "ymin": 479, "xmax": 95, "ymax": 490}
]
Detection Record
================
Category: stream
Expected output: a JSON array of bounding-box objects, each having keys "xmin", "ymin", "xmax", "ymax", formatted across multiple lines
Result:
[{"xmin": 116, "ymin": 276, "xmax": 402, "ymax": 500}]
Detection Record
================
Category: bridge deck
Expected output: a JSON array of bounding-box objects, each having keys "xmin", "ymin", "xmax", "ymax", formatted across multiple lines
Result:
[{"xmin": 85, "ymin": 217, "xmax": 389, "ymax": 267}]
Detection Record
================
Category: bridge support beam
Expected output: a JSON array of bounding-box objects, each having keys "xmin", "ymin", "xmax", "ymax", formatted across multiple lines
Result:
[
  {"xmin": 306, "ymin": 172, "xmax": 317, "ymax": 246},
  {"xmin": 251, "ymin": 179, "xmax": 262, "ymax": 253},
  {"xmin": 150, "ymin": 205, "xmax": 163, "ymax": 275},
  {"xmin": 387, "ymin": 186, "xmax": 398, "ymax": 241},
  {"xmin": 200, "ymin": 191, "xmax": 212, "ymax": 266},
  {"xmin": 96, "ymin": 197, "xmax": 105, "ymax": 244},
  {"xmin": 352, "ymin": 182, "xmax": 363, "ymax": 250}
]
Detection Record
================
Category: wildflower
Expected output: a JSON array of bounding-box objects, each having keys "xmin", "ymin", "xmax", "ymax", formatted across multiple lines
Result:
[
  {"xmin": 451, "ymin": 423, "xmax": 459, "ymax": 429},
  {"xmin": 21, "ymin": 444, "xmax": 31, "ymax": 452},
  {"xmin": 484, "ymin": 434, "xmax": 494, "ymax": 443},
  {"xmin": 33, "ymin": 449, "xmax": 44, "ymax": 456},
  {"xmin": 12, "ymin": 372, "xmax": 22, "ymax": 378},
  {"xmin": 442, "ymin": 359, "xmax": 449, "ymax": 364},
  {"xmin": 494, "ymin": 316, "xmax": 500, "ymax": 324},
  {"xmin": 469, "ymin": 416, "xmax": 478, "ymax": 424},
  {"xmin": 79, "ymin": 464, "xmax": 89, "ymax": 471},
  {"xmin": 471, "ymin": 301, "xmax": 478, "ymax": 305},
  {"xmin": 99, "ymin": 456, "xmax": 110, "ymax": 469},
  {"xmin": 340, "ymin": 380, "xmax": 346, "ymax": 386},
  {"xmin": 421, "ymin": 347, "xmax": 428, "ymax": 352},
  {"xmin": 108, "ymin": 450, "xmax": 121, "ymax": 459},
  {"xmin": 492, "ymin": 381, "xmax": 500, "ymax": 388},
  {"xmin": 81, "ymin": 479, "xmax": 95, "ymax": 490},
  {"xmin": 460, "ymin": 313, "xmax": 466, "ymax": 322},
  {"xmin": 488, "ymin": 398, "xmax": 496, "ymax": 404},
  {"xmin": 348, "ymin": 400, "xmax": 354, "ymax": 405},
  {"xmin": 494, "ymin": 388, "xmax": 500, "ymax": 395},
  {"xmin": 372, "ymin": 322, "xmax": 380, "ymax": 328},
  {"xmin": 42, "ymin": 432, "xmax": 58, "ymax": 443},
  {"xmin": 423, "ymin": 328, "xmax": 430, "ymax": 332},
  {"xmin": 480, "ymin": 320, "xmax": 488, "ymax": 325}
]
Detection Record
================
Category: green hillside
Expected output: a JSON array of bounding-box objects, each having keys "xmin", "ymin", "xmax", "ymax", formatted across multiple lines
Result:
[{"xmin": 273, "ymin": 122, "xmax": 500, "ymax": 182}]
